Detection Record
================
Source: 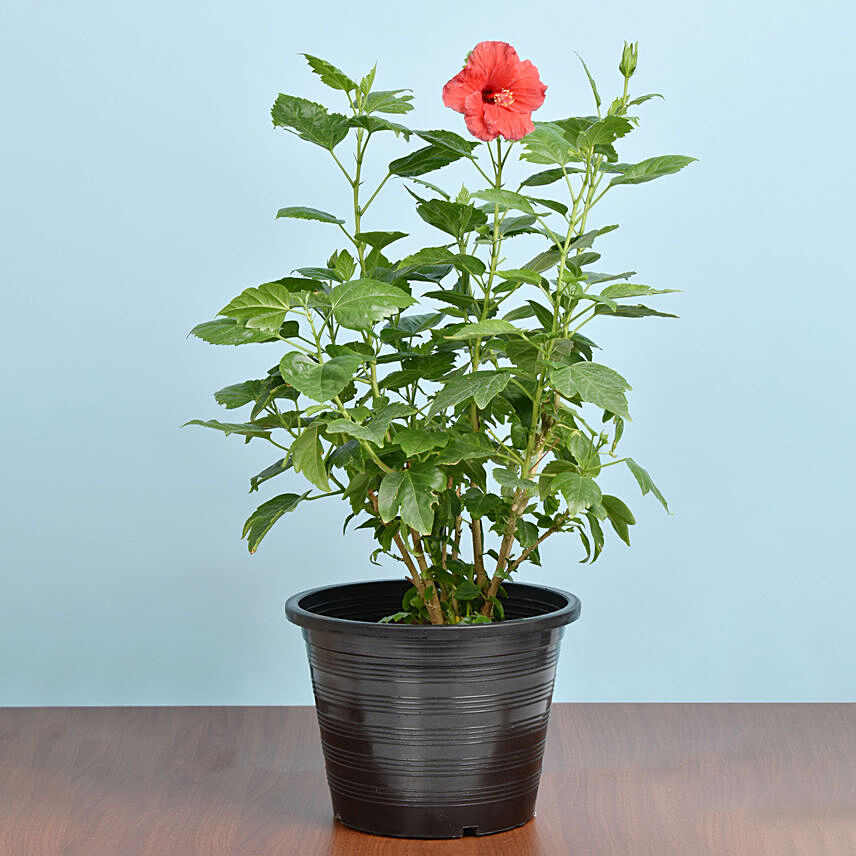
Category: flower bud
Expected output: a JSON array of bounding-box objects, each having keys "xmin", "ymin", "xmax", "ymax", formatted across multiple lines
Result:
[{"xmin": 619, "ymin": 41, "xmax": 638, "ymax": 78}]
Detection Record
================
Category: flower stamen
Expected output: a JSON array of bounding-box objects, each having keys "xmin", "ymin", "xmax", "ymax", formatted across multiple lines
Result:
[{"xmin": 488, "ymin": 88, "xmax": 515, "ymax": 107}]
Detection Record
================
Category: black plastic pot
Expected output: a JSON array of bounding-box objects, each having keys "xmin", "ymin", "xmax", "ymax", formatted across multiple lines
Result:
[{"xmin": 285, "ymin": 578, "xmax": 581, "ymax": 839}]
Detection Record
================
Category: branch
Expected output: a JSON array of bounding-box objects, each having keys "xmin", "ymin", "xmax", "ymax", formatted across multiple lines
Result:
[{"xmin": 508, "ymin": 512, "xmax": 571, "ymax": 572}]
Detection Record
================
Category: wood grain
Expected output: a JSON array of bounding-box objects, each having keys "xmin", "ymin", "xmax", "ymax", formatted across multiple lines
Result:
[{"xmin": 0, "ymin": 704, "xmax": 853, "ymax": 855}]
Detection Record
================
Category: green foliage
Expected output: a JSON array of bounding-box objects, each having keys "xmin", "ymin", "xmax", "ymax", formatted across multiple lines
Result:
[{"xmin": 188, "ymin": 46, "xmax": 692, "ymax": 623}]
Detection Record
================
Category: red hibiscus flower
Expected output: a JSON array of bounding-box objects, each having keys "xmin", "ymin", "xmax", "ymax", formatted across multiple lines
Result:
[{"xmin": 442, "ymin": 41, "xmax": 547, "ymax": 142}]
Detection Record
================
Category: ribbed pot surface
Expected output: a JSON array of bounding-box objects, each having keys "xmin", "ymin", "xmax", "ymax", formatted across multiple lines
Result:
[{"xmin": 286, "ymin": 579, "xmax": 580, "ymax": 839}]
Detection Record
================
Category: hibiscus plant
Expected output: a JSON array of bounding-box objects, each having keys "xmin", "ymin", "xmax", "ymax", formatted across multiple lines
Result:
[{"xmin": 188, "ymin": 41, "xmax": 694, "ymax": 625}]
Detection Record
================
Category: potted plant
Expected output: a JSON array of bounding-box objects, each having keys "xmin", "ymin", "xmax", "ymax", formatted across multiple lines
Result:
[{"xmin": 187, "ymin": 40, "xmax": 693, "ymax": 838}]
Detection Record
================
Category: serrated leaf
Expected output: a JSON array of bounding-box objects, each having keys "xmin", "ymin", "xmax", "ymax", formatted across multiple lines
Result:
[
  {"xmin": 553, "ymin": 362, "xmax": 631, "ymax": 418},
  {"xmin": 354, "ymin": 230, "xmax": 408, "ymax": 250},
  {"xmin": 393, "ymin": 429, "xmax": 449, "ymax": 457},
  {"xmin": 249, "ymin": 457, "xmax": 291, "ymax": 492},
  {"xmin": 496, "ymin": 268, "xmax": 543, "ymax": 285},
  {"xmin": 276, "ymin": 206, "xmax": 344, "ymax": 224},
  {"xmin": 389, "ymin": 145, "xmax": 464, "ymax": 178},
  {"xmin": 608, "ymin": 155, "xmax": 697, "ymax": 187},
  {"xmin": 329, "ymin": 279, "xmax": 415, "ymax": 330},
  {"xmin": 414, "ymin": 129, "xmax": 478, "ymax": 157},
  {"xmin": 600, "ymin": 283, "xmax": 677, "ymax": 299},
  {"xmin": 365, "ymin": 89, "xmax": 413, "ymax": 114},
  {"xmin": 183, "ymin": 419, "xmax": 271, "ymax": 439},
  {"xmin": 446, "ymin": 319, "xmax": 522, "ymax": 340},
  {"xmin": 242, "ymin": 492, "xmax": 308, "ymax": 553},
  {"xmin": 553, "ymin": 472, "xmax": 602, "ymax": 516},
  {"xmin": 348, "ymin": 115, "xmax": 412, "ymax": 138},
  {"xmin": 301, "ymin": 54, "xmax": 356, "ymax": 92},
  {"xmin": 523, "ymin": 247, "xmax": 562, "ymax": 273},
  {"xmin": 325, "ymin": 403, "xmax": 414, "ymax": 446},
  {"xmin": 291, "ymin": 425, "xmax": 329, "ymax": 491},
  {"xmin": 435, "ymin": 433, "xmax": 496, "ymax": 465},
  {"xmin": 271, "ymin": 94, "xmax": 349, "ymax": 150},
  {"xmin": 519, "ymin": 122, "xmax": 576, "ymax": 165},
  {"xmin": 416, "ymin": 198, "xmax": 487, "ymax": 238},
  {"xmin": 214, "ymin": 380, "xmax": 263, "ymax": 410},
  {"xmin": 219, "ymin": 282, "xmax": 294, "ymax": 332},
  {"xmin": 576, "ymin": 116, "xmax": 633, "ymax": 148},
  {"xmin": 378, "ymin": 466, "xmax": 445, "ymax": 534},
  {"xmin": 625, "ymin": 458, "xmax": 669, "ymax": 511},
  {"xmin": 278, "ymin": 352, "xmax": 362, "ymax": 402},
  {"xmin": 596, "ymin": 303, "xmax": 679, "ymax": 319},
  {"xmin": 399, "ymin": 246, "xmax": 485, "ymax": 276},
  {"xmin": 471, "ymin": 189, "xmax": 534, "ymax": 214},
  {"xmin": 189, "ymin": 318, "xmax": 272, "ymax": 345},
  {"xmin": 494, "ymin": 467, "xmax": 537, "ymax": 492},
  {"xmin": 426, "ymin": 371, "xmax": 510, "ymax": 419}
]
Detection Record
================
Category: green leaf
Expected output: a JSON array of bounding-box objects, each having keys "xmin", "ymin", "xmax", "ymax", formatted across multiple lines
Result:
[
  {"xmin": 519, "ymin": 167, "xmax": 578, "ymax": 187},
  {"xmin": 214, "ymin": 380, "xmax": 263, "ymax": 410},
  {"xmin": 415, "ymin": 129, "xmax": 478, "ymax": 157},
  {"xmin": 446, "ymin": 319, "xmax": 522, "ymax": 340},
  {"xmin": 359, "ymin": 64, "xmax": 376, "ymax": 95},
  {"xmin": 325, "ymin": 403, "xmax": 414, "ymax": 446},
  {"xmin": 454, "ymin": 579, "xmax": 482, "ymax": 601},
  {"xmin": 596, "ymin": 303, "xmax": 679, "ymax": 319},
  {"xmin": 628, "ymin": 92, "xmax": 663, "ymax": 106},
  {"xmin": 569, "ymin": 431, "xmax": 601, "ymax": 477},
  {"xmin": 519, "ymin": 122, "xmax": 577, "ymax": 165},
  {"xmin": 523, "ymin": 247, "xmax": 562, "ymax": 273},
  {"xmin": 378, "ymin": 466, "xmax": 445, "ymax": 534},
  {"xmin": 276, "ymin": 206, "xmax": 344, "ymax": 225},
  {"xmin": 291, "ymin": 425, "xmax": 329, "ymax": 491},
  {"xmin": 365, "ymin": 89, "xmax": 414, "ymax": 114},
  {"xmin": 347, "ymin": 114, "xmax": 412, "ymax": 138},
  {"xmin": 435, "ymin": 433, "xmax": 496, "ymax": 465},
  {"xmin": 575, "ymin": 53, "xmax": 601, "ymax": 109},
  {"xmin": 278, "ymin": 352, "xmax": 362, "ymax": 402},
  {"xmin": 496, "ymin": 268, "xmax": 543, "ymax": 285},
  {"xmin": 427, "ymin": 371, "xmax": 510, "ymax": 419},
  {"xmin": 271, "ymin": 94, "xmax": 349, "ymax": 150},
  {"xmin": 608, "ymin": 155, "xmax": 697, "ymax": 187},
  {"xmin": 416, "ymin": 199, "xmax": 487, "ymax": 238},
  {"xmin": 553, "ymin": 472, "xmax": 602, "ymax": 516},
  {"xmin": 602, "ymin": 494, "xmax": 635, "ymax": 545},
  {"xmin": 242, "ymin": 492, "xmax": 308, "ymax": 553},
  {"xmin": 219, "ymin": 281, "xmax": 294, "ymax": 332},
  {"xmin": 354, "ymin": 230, "xmax": 408, "ymax": 250},
  {"xmin": 249, "ymin": 457, "xmax": 291, "ymax": 492},
  {"xmin": 399, "ymin": 246, "xmax": 485, "ymax": 276},
  {"xmin": 393, "ymin": 429, "xmax": 449, "ymax": 457},
  {"xmin": 552, "ymin": 362, "xmax": 631, "ymax": 418},
  {"xmin": 329, "ymin": 279, "xmax": 415, "ymax": 330},
  {"xmin": 301, "ymin": 54, "xmax": 356, "ymax": 92},
  {"xmin": 576, "ymin": 116, "xmax": 633, "ymax": 148},
  {"xmin": 189, "ymin": 318, "xmax": 272, "ymax": 345},
  {"xmin": 183, "ymin": 419, "xmax": 270, "ymax": 439},
  {"xmin": 494, "ymin": 467, "xmax": 537, "ymax": 492},
  {"xmin": 389, "ymin": 145, "xmax": 464, "ymax": 178},
  {"xmin": 600, "ymin": 283, "xmax": 677, "ymax": 299},
  {"xmin": 625, "ymin": 458, "xmax": 669, "ymax": 511},
  {"xmin": 471, "ymin": 189, "xmax": 534, "ymax": 214}
]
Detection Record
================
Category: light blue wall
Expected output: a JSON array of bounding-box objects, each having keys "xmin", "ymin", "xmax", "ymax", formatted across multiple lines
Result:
[{"xmin": 1, "ymin": 0, "xmax": 854, "ymax": 705}]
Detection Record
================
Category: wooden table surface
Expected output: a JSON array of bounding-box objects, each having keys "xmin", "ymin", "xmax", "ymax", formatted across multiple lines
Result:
[{"xmin": 0, "ymin": 704, "xmax": 853, "ymax": 855}]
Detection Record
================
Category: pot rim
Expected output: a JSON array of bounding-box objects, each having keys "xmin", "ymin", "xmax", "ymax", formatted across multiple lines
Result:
[{"xmin": 285, "ymin": 578, "xmax": 581, "ymax": 638}]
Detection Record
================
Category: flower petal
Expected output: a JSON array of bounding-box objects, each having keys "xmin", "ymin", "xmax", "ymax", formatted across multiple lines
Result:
[
  {"xmin": 463, "ymin": 90, "xmax": 497, "ymax": 141},
  {"xmin": 483, "ymin": 104, "xmax": 535, "ymax": 141},
  {"xmin": 508, "ymin": 60, "xmax": 547, "ymax": 113},
  {"xmin": 467, "ymin": 41, "xmax": 520, "ymax": 90}
]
